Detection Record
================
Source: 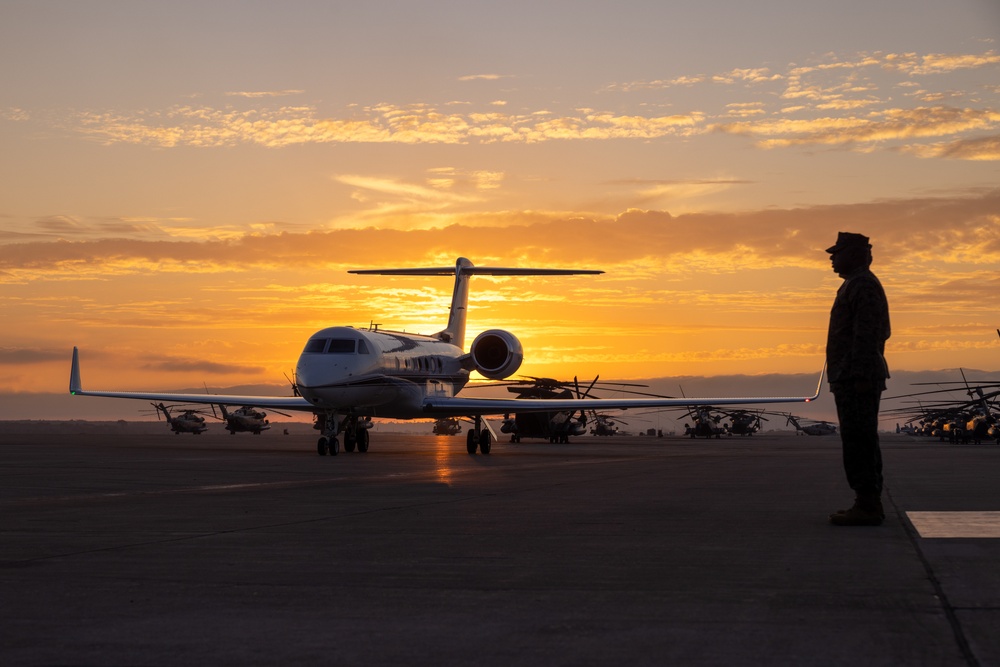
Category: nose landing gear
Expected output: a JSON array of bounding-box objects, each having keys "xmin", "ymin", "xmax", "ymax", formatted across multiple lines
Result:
[
  {"xmin": 316, "ymin": 413, "xmax": 371, "ymax": 456},
  {"xmin": 317, "ymin": 435, "xmax": 339, "ymax": 456}
]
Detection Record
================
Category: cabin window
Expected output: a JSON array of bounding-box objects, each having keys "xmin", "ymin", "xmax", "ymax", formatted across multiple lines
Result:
[
  {"xmin": 357, "ymin": 339, "xmax": 370, "ymax": 354},
  {"xmin": 327, "ymin": 339, "xmax": 356, "ymax": 354},
  {"xmin": 304, "ymin": 339, "xmax": 328, "ymax": 354}
]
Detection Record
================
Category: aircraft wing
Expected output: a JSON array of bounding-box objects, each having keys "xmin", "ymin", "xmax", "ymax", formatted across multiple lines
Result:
[
  {"xmin": 69, "ymin": 347, "xmax": 316, "ymax": 412},
  {"xmin": 422, "ymin": 368, "xmax": 825, "ymax": 416}
]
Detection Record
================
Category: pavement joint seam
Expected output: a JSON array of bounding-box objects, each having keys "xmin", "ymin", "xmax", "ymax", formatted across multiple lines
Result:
[{"xmin": 891, "ymin": 487, "xmax": 980, "ymax": 667}]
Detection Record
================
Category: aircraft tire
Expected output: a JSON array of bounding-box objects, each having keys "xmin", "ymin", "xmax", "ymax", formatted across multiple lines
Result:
[
  {"xmin": 330, "ymin": 437, "xmax": 339, "ymax": 456},
  {"xmin": 466, "ymin": 429, "xmax": 478, "ymax": 454},
  {"xmin": 317, "ymin": 437, "xmax": 328, "ymax": 456},
  {"xmin": 479, "ymin": 430, "xmax": 492, "ymax": 454},
  {"xmin": 357, "ymin": 430, "xmax": 369, "ymax": 453},
  {"xmin": 344, "ymin": 435, "xmax": 356, "ymax": 453}
]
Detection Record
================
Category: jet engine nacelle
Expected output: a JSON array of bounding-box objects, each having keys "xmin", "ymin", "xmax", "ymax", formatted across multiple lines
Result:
[{"xmin": 470, "ymin": 329, "xmax": 524, "ymax": 380}]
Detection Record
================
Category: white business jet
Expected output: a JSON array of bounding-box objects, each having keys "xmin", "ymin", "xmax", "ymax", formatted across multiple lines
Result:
[{"xmin": 70, "ymin": 257, "xmax": 822, "ymax": 456}]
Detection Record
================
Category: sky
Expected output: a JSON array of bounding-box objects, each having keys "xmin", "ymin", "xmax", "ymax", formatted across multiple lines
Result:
[{"xmin": 1, "ymin": 0, "xmax": 999, "ymax": 421}]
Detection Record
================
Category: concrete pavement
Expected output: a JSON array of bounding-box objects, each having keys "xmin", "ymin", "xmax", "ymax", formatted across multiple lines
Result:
[{"xmin": 1, "ymin": 427, "xmax": 997, "ymax": 665}]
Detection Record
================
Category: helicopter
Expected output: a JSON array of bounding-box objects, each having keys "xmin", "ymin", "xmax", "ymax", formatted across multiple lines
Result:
[
  {"xmin": 149, "ymin": 402, "xmax": 209, "ymax": 435},
  {"xmin": 784, "ymin": 413, "xmax": 838, "ymax": 436},
  {"xmin": 590, "ymin": 413, "xmax": 626, "ymax": 436},
  {"xmin": 498, "ymin": 378, "xmax": 587, "ymax": 443},
  {"xmin": 489, "ymin": 376, "xmax": 650, "ymax": 443},
  {"xmin": 723, "ymin": 409, "xmax": 768, "ymax": 436},
  {"xmin": 214, "ymin": 404, "xmax": 291, "ymax": 435},
  {"xmin": 680, "ymin": 406, "xmax": 727, "ymax": 438},
  {"xmin": 433, "ymin": 417, "xmax": 463, "ymax": 436}
]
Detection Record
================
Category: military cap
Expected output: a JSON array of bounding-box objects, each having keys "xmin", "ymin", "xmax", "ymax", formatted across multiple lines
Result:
[{"xmin": 826, "ymin": 231, "xmax": 871, "ymax": 254}]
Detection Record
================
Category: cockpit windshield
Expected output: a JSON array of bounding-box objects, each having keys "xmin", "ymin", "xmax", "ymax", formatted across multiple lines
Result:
[
  {"xmin": 302, "ymin": 338, "xmax": 358, "ymax": 354},
  {"xmin": 327, "ymin": 339, "xmax": 356, "ymax": 354},
  {"xmin": 303, "ymin": 339, "xmax": 327, "ymax": 354}
]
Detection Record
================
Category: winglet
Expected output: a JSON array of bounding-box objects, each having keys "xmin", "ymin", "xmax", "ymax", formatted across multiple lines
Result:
[
  {"xmin": 805, "ymin": 364, "xmax": 827, "ymax": 402},
  {"xmin": 70, "ymin": 347, "xmax": 82, "ymax": 395}
]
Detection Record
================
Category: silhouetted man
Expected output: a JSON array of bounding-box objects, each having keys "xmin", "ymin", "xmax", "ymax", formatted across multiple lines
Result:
[{"xmin": 825, "ymin": 232, "xmax": 890, "ymax": 526}]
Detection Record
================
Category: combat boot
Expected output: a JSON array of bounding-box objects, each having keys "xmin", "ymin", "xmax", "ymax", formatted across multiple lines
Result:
[
  {"xmin": 830, "ymin": 494, "xmax": 884, "ymax": 526},
  {"xmin": 830, "ymin": 495, "xmax": 885, "ymax": 520}
]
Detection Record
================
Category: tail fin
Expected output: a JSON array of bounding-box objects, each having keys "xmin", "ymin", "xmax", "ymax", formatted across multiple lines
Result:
[{"xmin": 349, "ymin": 257, "xmax": 602, "ymax": 349}]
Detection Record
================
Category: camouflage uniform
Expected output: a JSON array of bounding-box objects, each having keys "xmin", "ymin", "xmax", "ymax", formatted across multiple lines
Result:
[{"xmin": 827, "ymin": 264, "xmax": 890, "ymax": 497}]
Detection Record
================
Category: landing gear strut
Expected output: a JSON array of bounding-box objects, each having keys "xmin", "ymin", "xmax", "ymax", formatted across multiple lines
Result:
[{"xmin": 317, "ymin": 412, "xmax": 340, "ymax": 456}]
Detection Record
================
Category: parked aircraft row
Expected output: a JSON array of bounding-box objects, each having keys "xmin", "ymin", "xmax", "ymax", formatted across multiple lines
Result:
[
  {"xmin": 885, "ymin": 331, "xmax": 1000, "ymax": 444},
  {"xmin": 70, "ymin": 257, "xmax": 823, "ymax": 456},
  {"xmin": 884, "ymin": 367, "xmax": 1000, "ymax": 444},
  {"xmin": 146, "ymin": 402, "xmax": 281, "ymax": 436}
]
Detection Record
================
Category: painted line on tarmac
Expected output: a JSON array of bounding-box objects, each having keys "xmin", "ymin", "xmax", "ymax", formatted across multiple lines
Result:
[{"xmin": 907, "ymin": 511, "xmax": 1000, "ymax": 538}]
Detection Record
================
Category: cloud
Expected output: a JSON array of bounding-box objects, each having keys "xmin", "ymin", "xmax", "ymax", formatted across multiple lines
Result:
[
  {"xmin": 458, "ymin": 74, "xmax": 514, "ymax": 81},
  {"xmin": 0, "ymin": 347, "xmax": 67, "ymax": 365},
  {"xmin": 140, "ymin": 357, "xmax": 266, "ymax": 374},
  {"xmin": 885, "ymin": 51, "xmax": 1000, "ymax": 76},
  {"xmin": 607, "ymin": 178, "xmax": 752, "ymax": 207},
  {"xmin": 2, "ymin": 107, "xmax": 31, "ymax": 122},
  {"xmin": 3, "ymin": 190, "xmax": 997, "ymax": 281},
  {"xmin": 50, "ymin": 46, "xmax": 995, "ymax": 164},
  {"xmin": 598, "ymin": 49, "xmax": 1000, "ymax": 159},
  {"xmin": 334, "ymin": 174, "xmax": 479, "ymax": 204},
  {"xmin": 71, "ymin": 101, "xmax": 709, "ymax": 148},
  {"xmin": 711, "ymin": 68, "xmax": 783, "ymax": 85},
  {"xmin": 225, "ymin": 90, "xmax": 305, "ymax": 98},
  {"xmin": 3, "ymin": 192, "xmax": 998, "ymax": 390},
  {"xmin": 715, "ymin": 106, "xmax": 1000, "ymax": 154},
  {"xmin": 898, "ymin": 134, "xmax": 1000, "ymax": 161}
]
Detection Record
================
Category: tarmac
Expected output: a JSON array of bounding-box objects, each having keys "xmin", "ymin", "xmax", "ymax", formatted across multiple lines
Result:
[{"xmin": 1, "ymin": 426, "xmax": 998, "ymax": 666}]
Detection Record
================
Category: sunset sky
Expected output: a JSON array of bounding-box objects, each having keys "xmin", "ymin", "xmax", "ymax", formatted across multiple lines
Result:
[{"xmin": 2, "ymin": 1, "xmax": 999, "ymax": 420}]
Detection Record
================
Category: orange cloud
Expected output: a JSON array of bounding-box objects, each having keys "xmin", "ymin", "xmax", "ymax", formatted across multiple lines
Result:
[
  {"xmin": 72, "ymin": 101, "xmax": 710, "ymax": 148},
  {"xmin": 716, "ymin": 106, "xmax": 1000, "ymax": 153},
  {"xmin": 3, "ymin": 190, "xmax": 998, "ymax": 278},
  {"xmin": 899, "ymin": 135, "xmax": 1000, "ymax": 161},
  {"xmin": 4, "ymin": 192, "xmax": 998, "ymax": 391}
]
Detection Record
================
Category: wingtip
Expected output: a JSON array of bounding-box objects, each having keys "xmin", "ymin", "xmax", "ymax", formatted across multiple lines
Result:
[
  {"xmin": 812, "ymin": 363, "xmax": 827, "ymax": 400},
  {"xmin": 70, "ymin": 347, "xmax": 82, "ymax": 395}
]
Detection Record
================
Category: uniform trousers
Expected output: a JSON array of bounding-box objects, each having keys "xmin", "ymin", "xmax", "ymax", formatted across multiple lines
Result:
[{"xmin": 831, "ymin": 383, "xmax": 884, "ymax": 496}]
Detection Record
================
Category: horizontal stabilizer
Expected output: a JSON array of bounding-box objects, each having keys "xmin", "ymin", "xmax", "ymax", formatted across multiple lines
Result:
[
  {"xmin": 350, "ymin": 257, "xmax": 602, "ymax": 350},
  {"xmin": 349, "ymin": 266, "xmax": 603, "ymax": 276}
]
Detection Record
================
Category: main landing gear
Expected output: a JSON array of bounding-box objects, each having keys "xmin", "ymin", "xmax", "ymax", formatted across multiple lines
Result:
[{"xmin": 466, "ymin": 415, "xmax": 492, "ymax": 455}]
